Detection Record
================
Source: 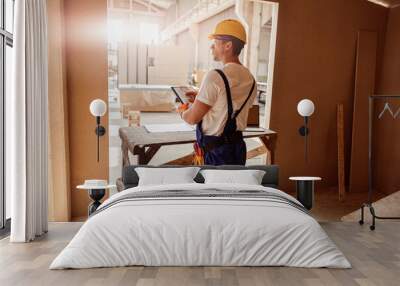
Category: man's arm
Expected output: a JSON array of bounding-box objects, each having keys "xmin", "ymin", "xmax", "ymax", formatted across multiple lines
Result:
[
  {"xmin": 181, "ymin": 99, "xmax": 211, "ymax": 125},
  {"xmin": 179, "ymin": 70, "xmax": 218, "ymax": 125}
]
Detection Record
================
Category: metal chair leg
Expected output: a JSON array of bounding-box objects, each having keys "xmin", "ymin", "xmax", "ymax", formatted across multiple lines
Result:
[
  {"xmin": 359, "ymin": 204, "xmax": 365, "ymax": 225},
  {"xmin": 369, "ymin": 205, "xmax": 376, "ymax": 231}
]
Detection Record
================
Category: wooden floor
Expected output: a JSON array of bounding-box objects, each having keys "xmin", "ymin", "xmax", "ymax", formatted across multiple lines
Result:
[
  {"xmin": 281, "ymin": 187, "xmax": 386, "ymax": 222},
  {"xmin": 1, "ymin": 222, "xmax": 399, "ymax": 286}
]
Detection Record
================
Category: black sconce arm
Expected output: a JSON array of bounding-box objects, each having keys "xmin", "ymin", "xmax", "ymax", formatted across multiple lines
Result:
[{"xmin": 95, "ymin": 116, "xmax": 106, "ymax": 162}]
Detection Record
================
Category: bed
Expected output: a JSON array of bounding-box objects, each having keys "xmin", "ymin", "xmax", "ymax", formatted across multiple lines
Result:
[{"xmin": 50, "ymin": 165, "xmax": 350, "ymax": 269}]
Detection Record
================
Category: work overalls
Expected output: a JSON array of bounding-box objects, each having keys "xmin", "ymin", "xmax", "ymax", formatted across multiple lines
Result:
[{"xmin": 196, "ymin": 69, "xmax": 255, "ymax": 165}]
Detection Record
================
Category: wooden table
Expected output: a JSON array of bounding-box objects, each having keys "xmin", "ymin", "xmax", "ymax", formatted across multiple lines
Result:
[{"xmin": 119, "ymin": 126, "xmax": 277, "ymax": 167}]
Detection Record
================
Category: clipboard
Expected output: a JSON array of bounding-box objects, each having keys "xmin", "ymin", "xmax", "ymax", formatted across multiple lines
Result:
[{"xmin": 171, "ymin": 86, "xmax": 194, "ymax": 104}]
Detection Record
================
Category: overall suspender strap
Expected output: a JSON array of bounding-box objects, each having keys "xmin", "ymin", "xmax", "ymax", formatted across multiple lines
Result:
[
  {"xmin": 197, "ymin": 70, "xmax": 254, "ymax": 154},
  {"xmin": 214, "ymin": 69, "xmax": 256, "ymax": 119},
  {"xmin": 214, "ymin": 69, "xmax": 233, "ymax": 119},
  {"xmin": 233, "ymin": 79, "xmax": 256, "ymax": 119}
]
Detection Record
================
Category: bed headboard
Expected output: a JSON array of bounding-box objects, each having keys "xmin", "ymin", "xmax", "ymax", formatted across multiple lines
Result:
[{"xmin": 120, "ymin": 165, "xmax": 279, "ymax": 190}]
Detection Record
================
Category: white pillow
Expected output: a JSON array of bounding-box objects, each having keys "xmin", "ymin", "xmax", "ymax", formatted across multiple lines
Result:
[
  {"xmin": 200, "ymin": 169, "xmax": 266, "ymax": 185},
  {"xmin": 135, "ymin": 167, "xmax": 200, "ymax": 186}
]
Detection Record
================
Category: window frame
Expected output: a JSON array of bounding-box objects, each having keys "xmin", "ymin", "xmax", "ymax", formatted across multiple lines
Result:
[{"xmin": 0, "ymin": 0, "xmax": 14, "ymax": 233}]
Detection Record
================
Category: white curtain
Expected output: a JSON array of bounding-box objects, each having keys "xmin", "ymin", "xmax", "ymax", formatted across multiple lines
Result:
[{"xmin": 10, "ymin": 0, "xmax": 48, "ymax": 242}]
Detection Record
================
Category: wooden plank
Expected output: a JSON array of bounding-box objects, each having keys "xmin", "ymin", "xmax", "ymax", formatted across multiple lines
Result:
[
  {"xmin": 47, "ymin": 0, "xmax": 71, "ymax": 222},
  {"xmin": 246, "ymin": 145, "xmax": 268, "ymax": 160},
  {"xmin": 390, "ymin": 0, "xmax": 400, "ymax": 8},
  {"xmin": 337, "ymin": 104, "xmax": 346, "ymax": 201},
  {"xmin": 119, "ymin": 126, "xmax": 276, "ymax": 150},
  {"xmin": 349, "ymin": 31, "xmax": 377, "ymax": 193},
  {"xmin": 120, "ymin": 127, "xmax": 277, "ymax": 167}
]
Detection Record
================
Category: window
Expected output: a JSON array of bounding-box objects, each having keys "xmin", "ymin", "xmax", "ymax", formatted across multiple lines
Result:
[{"xmin": 0, "ymin": 0, "xmax": 14, "ymax": 234}]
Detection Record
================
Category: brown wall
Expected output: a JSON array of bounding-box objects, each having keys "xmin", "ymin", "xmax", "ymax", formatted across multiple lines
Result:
[
  {"xmin": 58, "ymin": 0, "xmax": 392, "ymax": 218},
  {"xmin": 47, "ymin": 0, "xmax": 71, "ymax": 221},
  {"xmin": 269, "ymin": 0, "xmax": 388, "ymax": 191},
  {"xmin": 64, "ymin": 0, "xmax": 109, "ymax": 219},
  {"xmin": 374, "ymin": 6, "xmax": 400, "ymax": 194}
]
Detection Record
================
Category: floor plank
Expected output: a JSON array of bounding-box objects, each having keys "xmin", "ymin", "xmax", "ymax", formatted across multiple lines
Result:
[{"xmin": 0, "ymin": 222, "xmax": 399, "ymax": 286}]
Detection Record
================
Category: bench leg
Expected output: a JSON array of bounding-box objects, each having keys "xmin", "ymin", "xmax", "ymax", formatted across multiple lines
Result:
[
  {"xmin": 121, "ymin": 141, "xmax": 131, "ymax": 170},
  {"xmin": 260, "ymin": 135, "xmax": 277, "ymax": 165}
]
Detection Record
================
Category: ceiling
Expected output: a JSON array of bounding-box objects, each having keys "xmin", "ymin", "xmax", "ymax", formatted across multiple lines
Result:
[
  {"xmin": 368, "ymin": 0, "xmax": 400, "ymax": 8},
  {"xmin": 111, "ymin": 1, "xmax": 400, "ymax": 12},
  {"xmin": 150, "ymin": 0, "xmax": 176, "ymax": 10},
  {"xmin": 109, "ymin": 0, "xmax": 176, "ymax": 11}
]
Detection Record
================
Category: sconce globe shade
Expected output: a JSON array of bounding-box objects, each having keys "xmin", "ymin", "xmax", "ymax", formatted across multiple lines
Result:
[
  {"xmin": 297, "ymin": 99, "xmax": 315, "ymax": 117},
  {"xmin": 90, "ymin": 99, "xmax": 107, "ymax": 117}
]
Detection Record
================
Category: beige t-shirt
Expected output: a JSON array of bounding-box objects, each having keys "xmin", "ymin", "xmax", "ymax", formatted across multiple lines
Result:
[{"xmin": 196, "ymin": 63, "xmax": 257, "ymax": 136}]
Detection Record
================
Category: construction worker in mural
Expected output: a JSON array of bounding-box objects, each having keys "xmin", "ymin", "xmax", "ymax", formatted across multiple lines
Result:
[{"xmin": 178, "ymin": 19, "xmax": 257, "ymax": 165}]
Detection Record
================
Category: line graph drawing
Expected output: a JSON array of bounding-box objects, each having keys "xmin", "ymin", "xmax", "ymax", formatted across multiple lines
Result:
[
  {"xmin": 377, "ymin": 102, "xmax": 400, "ymax": 119},
  {"xmin": 359, "ymin": 95, "xmax": 400, "ymax": 231}
]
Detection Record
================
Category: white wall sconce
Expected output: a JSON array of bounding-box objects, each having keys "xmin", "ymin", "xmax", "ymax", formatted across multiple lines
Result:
[
  {"xmin": 297, "ymin": 99, "xmax": 315, "ymax": 162},
  {"xmin": 89, "ymin": 99, "xmax": 107, "ymax": 162}
]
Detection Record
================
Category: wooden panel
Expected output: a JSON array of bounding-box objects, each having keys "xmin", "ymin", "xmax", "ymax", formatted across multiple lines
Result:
[
  {"xmin": 268, "ymin": 0, "xmax": 387, "ymax": 191},
  {"xmin": 61, "ymin": 0, "xmax": 389, "ymax": 215},
  {"xmin": 64, "ymin": 0, "xmax": 109, "ymax": 219},
  {"xmin": 337, "ymin": 104, "xmax": 346, "ymax": 201},
  {"xmin": 349, "ymin": 31, "xmax": 378, "ymax": 193},
  {"xmin": 375, "ymin": 6, "xmax": 400, "ymax": 195},
  {"xmin": 47, "ymin": 0, "xmax": 71, "ymax": 222}
]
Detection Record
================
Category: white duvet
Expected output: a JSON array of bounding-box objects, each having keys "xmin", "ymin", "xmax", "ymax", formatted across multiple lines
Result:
[{"xmin": 50, "ymin": 183, "xmax": 351, "ymax": 269}]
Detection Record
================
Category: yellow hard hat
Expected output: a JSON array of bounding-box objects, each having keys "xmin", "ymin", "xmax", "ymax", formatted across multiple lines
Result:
[{"xmin": 208, "ymin": 19, "xmax": 246, "ymax": 44}]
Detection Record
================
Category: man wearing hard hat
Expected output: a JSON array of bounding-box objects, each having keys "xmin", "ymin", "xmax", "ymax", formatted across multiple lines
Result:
[{"xmin": 178, "ymin": 19, "xmax": 257, "ymax": 165}]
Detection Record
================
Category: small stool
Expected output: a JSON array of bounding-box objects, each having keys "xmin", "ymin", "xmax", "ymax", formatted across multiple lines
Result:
[
  {"xmin": 121, "ymin": 103, "xmax": 132, "ymax": 119},
  {"xmin": 289, "ymin": 177, "xmax": 322, "ymax": 210},
  {"xmin": 128, "ymin": 110, "xmax": 141, "ymax": 127}
]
